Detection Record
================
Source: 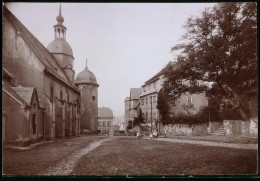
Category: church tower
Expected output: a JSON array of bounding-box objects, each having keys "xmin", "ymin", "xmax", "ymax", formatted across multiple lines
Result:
[
  {"xmin": 75, "ymin": 61, "xmax": 99, "ymax": 132},
  {"xmin": 47, "ymin": 4, "xmax": 75, "ymax": 82}
]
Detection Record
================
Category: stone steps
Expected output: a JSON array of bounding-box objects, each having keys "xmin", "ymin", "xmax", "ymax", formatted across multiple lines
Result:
[{"xmin": 212, "ymin": 125, "xmax": 225, "ymax": 136}]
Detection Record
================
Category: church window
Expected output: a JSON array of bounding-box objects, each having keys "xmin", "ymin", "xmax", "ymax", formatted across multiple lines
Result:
[
  {"xmin": 32, "ymin": 114, "xmax": 36, "ymax": 135},
  {"xmin": 146, "ymin": 98, "xmax": 148, "ymax": 104},
  {"xmin": 60, "ymin": 90, "xmax": 63, "ymax": 101},
  {"xmin": 92, "ymin": 96, "xmax": 95, "ymax": 100},
  {"xmin": 50, "ymin": 87, "xmax": 54, "ymax": 102},
  {"xmin": 67, "ymin": 92, "xmax": 69, "ymax": 102}
]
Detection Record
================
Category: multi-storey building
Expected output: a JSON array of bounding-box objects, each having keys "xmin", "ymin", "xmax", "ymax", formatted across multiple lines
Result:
[
  {"xmin": 139, "ymin": 68, "xmax": 208, "ymax": 126},
  {"xmin": 140, "ymin": 70, "xmax": 164, "ymax": 125},
  {"xmin": 124, "ymin": 88, "xmax": 142, "ymax": 128},
  {"xmin": 97, "ymin": 107, "xmax": 113, "ymax": 134}
]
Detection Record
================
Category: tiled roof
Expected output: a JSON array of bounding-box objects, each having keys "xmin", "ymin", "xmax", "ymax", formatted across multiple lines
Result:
[
  {"xmin": 98, "ymin": 107, "xmax": 113, "ymax": 118},
  {"xmin": 144, "ymin": 69, "xmax": 164, "ymax": 84},
  {"xmin": 2, "ymin": 84, "xmax": 29, "ymax": 106},
  {"xmin": 11, "ymin": 87, "xmax": 34, "ymax": 105},
  {"xmin": 130, "ymin": 88, "xmax": 142, "ymax": 100},
  {"xmin": 3, "ymin": 6, "xmax": 78, "ymax": 92}
]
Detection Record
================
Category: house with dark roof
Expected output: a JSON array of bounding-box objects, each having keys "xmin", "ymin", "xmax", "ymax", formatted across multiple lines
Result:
[{"xmin": 98, "ymin": 107, "xmax": 114, "ymax": 134}]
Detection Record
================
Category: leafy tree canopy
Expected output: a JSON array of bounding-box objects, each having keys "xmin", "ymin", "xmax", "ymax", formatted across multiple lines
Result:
[{"xmin": 163, "ymin": 2, "xmax": 257, "ymax": 121}]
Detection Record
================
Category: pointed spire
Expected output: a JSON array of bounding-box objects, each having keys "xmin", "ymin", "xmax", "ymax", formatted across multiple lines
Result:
[
  {"xmin": 85, "ymin": 59, "xmax": 89, "ymax": 70},
  {"xmin": 59, "ymin": 3, "xmax": 62, "ymax": 16},
  {"xmin": 56, "ymin": 3, "xmax": 64, "ymax": 25}
]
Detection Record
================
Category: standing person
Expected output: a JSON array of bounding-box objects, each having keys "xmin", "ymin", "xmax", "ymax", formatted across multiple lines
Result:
[
  {"xmin": 136, "ymin": 131, "xmax": 140, "ymax": 138},
  {"xmin": 153, "ymin": 129, "xmax": 158, "ymax": 138}
]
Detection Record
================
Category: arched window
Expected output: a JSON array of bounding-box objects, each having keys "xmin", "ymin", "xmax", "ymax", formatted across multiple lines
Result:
[
  {"xmin": 67, "ymin": 92, "xmax": 69, "ymax": 102},
  {"xmin": 50, "ymin": 87, "xmax": 54, "ymax": 102},
  {"xmin": 57, "ymin": 28, "xmax": 60, "ymax": 38},
  {"xmin": 60, "ymin": 90, "xmax": 63, "ymax": 101}
]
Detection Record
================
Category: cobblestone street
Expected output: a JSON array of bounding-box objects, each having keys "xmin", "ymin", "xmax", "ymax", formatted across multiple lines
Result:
[{"xmin": 3, "ymin": 135, "xmax": 257, "ymax": 176}]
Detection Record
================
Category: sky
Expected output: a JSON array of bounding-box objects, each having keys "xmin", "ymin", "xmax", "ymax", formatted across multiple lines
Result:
[{"xmin": 5, "ymin": 2, "xmax": 215, "ymax": 118}]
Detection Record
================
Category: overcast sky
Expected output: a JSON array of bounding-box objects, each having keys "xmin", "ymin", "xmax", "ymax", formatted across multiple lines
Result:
[{"xmin": 5, "ymin": 3, "xmax": 215, "ymax": 117}]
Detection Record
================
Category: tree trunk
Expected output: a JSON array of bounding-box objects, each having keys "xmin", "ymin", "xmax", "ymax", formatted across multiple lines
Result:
[{"xmin": 232, "ymin": 90, "xmax": 249, "ymax": 122}]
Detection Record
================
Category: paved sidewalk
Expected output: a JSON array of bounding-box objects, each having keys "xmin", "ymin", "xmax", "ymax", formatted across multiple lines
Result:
[{"xmin": 145, "ymin": 137, "xmax": 258, "ymax": 150}]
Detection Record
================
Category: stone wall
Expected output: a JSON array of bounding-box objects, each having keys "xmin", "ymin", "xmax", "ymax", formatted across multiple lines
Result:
[
  {"xmin": 250, "ymin": 117, "xmax": 258, "ymax": 137},
  {"xmin": 223, "ymin": 119, "xmax": 258, "ymax": 137},
  {"xmin": 160, "ymin": 123, "xmax": 209, "ymax": 136}
]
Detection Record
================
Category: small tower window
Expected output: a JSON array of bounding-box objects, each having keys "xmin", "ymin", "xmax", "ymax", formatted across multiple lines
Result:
[{"xmin": 92, "ymin": 96, "xmax": 96, "ymax": 100}]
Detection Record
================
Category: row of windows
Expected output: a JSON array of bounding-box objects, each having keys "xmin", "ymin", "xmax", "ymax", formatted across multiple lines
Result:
[
  {"xmin": 177, "ymin": 80, "xmax": 201, "ymax": 87},
  {"xmin": 141, "ymin": 96, "xmax": 157, "ymax": 105},
  {"xmin": 98, "ymin": 121, "xmax": 111, "ymax": 127},
  {"xmin": 142, "ymin": 112, "xmax": 157, "ymax": 119}
]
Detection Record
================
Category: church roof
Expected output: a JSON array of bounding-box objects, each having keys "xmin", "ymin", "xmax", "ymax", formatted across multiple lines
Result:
[
  {"xmin": 74, "ymin": 63, "xmax": 98, "ymax": 86},
  {"xmin": 11, "ymin": 87, "xmax": 35, "ymax": 105},
  {"xmin": 98, "ymin": 107, "xmax": 113, "ymax": 118},
  {"xmin": 47, "ymin": 38, "xmax": 74, "ymax": 58},
  {"xmin": 2, "ymin": 84, "xmax": 29, "ymax": 106},
  {"xmin": 130, "ymin": 88, "xmax": 142, "ymax": 100},
  {"xmin": 3, "ymin": 6, "xmax": 79, "ymax": 93}
]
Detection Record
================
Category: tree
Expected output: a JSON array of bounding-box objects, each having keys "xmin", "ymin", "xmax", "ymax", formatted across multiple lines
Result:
[
  {"xmin": 163, "ymin": 2, "xmax": 257, "ymax": 121},
  {"xmin": 157, "ymin": 88, "xmax": 171, "ymax": 125},
  {"xmin": 133, "ymin": 108, "xmax": 144, "ymax": 126}
]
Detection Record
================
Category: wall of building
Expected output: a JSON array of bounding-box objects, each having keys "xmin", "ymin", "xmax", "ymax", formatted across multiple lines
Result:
[
  {"xmin": 3, "ymin": 15, "xmax": 80, "ymax": 141},
  {"xmin": 98, "ymin": 117, "xmax": 113, "ymax": 134},
  {"xmin": 77, "ymin": 84, "xmax": 98, "ymax": 132},
  {"xmin": 124, "ymin": 98, "xmax": 130, "ymax": 127},
  {"xmin": 140, "ymin": 93, "xmax": 159, "ymax": 123},
  {"xmin": 3, "ymin": 92, "xmax": 44, "ymax": 146},
  {"xmin": 173, "ymin": 92, "xmax": 208, "ymax": 115}
]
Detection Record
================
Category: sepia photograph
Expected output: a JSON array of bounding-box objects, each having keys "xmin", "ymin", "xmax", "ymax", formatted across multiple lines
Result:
[{"xmin": 2, "ymin": 1, "xmax": 258, "ymax": 177}]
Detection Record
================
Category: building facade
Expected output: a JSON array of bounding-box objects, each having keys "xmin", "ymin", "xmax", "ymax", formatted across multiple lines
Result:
[
  {"xmin": 2, "ymin": 5, "xmax": 97, "ymax": 146},
  {"xmin": 124, "ymin": 88, "xmax": 142, "ymax": 128},
  {"xmin": 129, "ymin": 68, "xmax": 208, "ymax": 127},
  {"xmin": 98, "ymin": 107, "xmax": 113, "ymax": 134}
]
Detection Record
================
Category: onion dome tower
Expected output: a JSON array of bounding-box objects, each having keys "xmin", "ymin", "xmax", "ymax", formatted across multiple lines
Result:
[
  {"xmin": 74, "ymin": 61, "xmax": 99, "ymax": 132},
  {"xmin": 47, "ymin": 3, "xmax": 75, "ymax": 82}
]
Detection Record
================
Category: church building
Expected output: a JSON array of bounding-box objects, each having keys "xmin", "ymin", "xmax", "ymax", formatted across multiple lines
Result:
[{"xmin": 2, "ymin": 4, "xmax": 98, "ymax": 146}]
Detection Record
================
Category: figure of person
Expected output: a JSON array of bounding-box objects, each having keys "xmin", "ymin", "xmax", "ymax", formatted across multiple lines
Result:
[{"xmin": 153, "ymin": 129, "xmax": 158, "ymax": 138}]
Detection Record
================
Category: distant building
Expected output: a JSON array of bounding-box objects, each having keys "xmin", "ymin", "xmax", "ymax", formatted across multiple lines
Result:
[
  {"xmin": 128, "ymin": 67, "xmax": 208, "ymax": 127},
  {"xmin": 140, "ymin": 70, "xmax": 164, "ymax": 125},
  {"xmin": 124, "ymin": 97, "xmax": 130, "ymax": 125},
  {"xmin": 98, "ymin": 107, "xmax": 113, "ymax": 134},
  {"xmin": 124, "ymin": 88, "xmax": 142, "ymax": 128}
]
